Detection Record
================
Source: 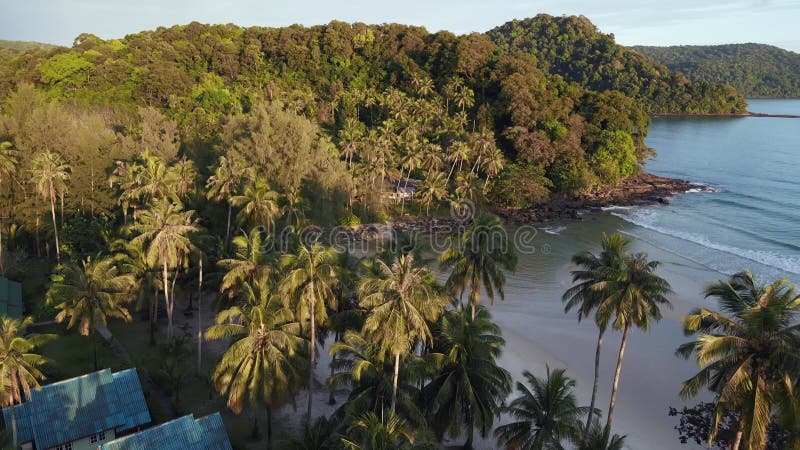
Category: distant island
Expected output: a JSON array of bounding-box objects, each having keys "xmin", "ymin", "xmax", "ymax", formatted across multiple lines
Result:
[{"xmin": 631, "ymin": 43, "xmax": 800, "ymax": 98}]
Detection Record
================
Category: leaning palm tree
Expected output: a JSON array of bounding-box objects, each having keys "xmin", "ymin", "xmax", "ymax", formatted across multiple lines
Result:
[
  {"xmin": 677, "ymin": 271, "xmax": 800, "ymax": 450},
  {"xmin": 0, "ymin": 317, "xmax": 52, "ymax": 447},
  {"xmin": 358, "ymin": 254, "xmax": 448, "ymax": 414},
  {"xmin": 440, "ymin": 212, "xmax": 517, "ymax": 319},
  {"xmin": 30, "ymin": 150, "xmax": 70, "ymax": 262},
  {"xmin": 494, "ymin": 367, "xmax": 590, "ymax": 450},
  {"xmin": 600, "ymin": 251, "xmax": 672, "ymax": 431},
  {"xmin": 422, "ymin": 306, "xmax": 512, "ymax": 449},
  {"xmin": 341, "ymin": 412, "xmax": 419, "ymax": 450},
  {"xmin": 47, "ymin": 256, "xmax": 135, "ymax": 370},
  {"xmin": 218, "ymin": 228, "xmax": 275, "ymax": 300},
  {"xmin": 231, "ymin": 176, "xmax": 281, "ymax": 231},
  {"xmin": 205, "ymin": 275, "xmax": 306, "ymax": 448},
  {"xmin": 130, "ymin": 199, "xmax": 199, "ymax": 340},
  {"xmin": 206, "ymin": 155, "xmax": 243, "ymax": 248},
  {"xmin": 562, "ymin": 234, "xmax": 629, "ymax": 440},
  {"xmin": 279, "ymin": 243, "xmax": 341, "ymax": 423}
]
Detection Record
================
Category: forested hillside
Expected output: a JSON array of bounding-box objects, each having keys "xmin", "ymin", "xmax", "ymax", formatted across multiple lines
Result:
[
  {"xmin": 0, "ymin": 39, "xmax": 60, "ymax": 52},
  {"xmin": 0, "ymin": 14, "xmax": 747, "ymax": 242},
  {"xmin": 489, "ymin": 16, "xmax": 746, "ymax": 113},
  {"xmin": 631, "ymin": 43, "xmax": 800, "ymax": 98}
]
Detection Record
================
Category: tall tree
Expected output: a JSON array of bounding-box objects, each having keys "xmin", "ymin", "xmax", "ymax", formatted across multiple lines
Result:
[
  {"xmin": 205, "ymin": 275, "xmax": 306, "ymax": 448},
  {"xmin": 231, "ymin": 176, "xmax": 281, "ymax": 232},
  {"xmin": 358, "ymin": 254, "xmax": 447, "ymax": 414},
  {"xmin": 47, "ymin": 256, "xmax": 135, "ymax": 370},
  {"xmin": 218, "ymin": 228, "xmax": 275, "ymax": 301},
  {"xmin": 130, "ymin": 199, "xmax": 199, "ymax": 339},
  {"xmin": 440, "ymin": 213, "xmax": 517, "ymax": 319},
  {"xmin": 677, "ymin": 272, "xmax": 800, "ymax": 450},
  {"xmin": 494, "ymin": 367, "xmax": 590, "ymax": 450},
  {"xmin": 30, "ymin": 151, "xmax": 70, "ymax": 262},
  {"xmin": 279, "ymin": 243, "xmax": 340, "ymax": 423},
  {"xmin": 562, "ymin": 234, "xmax": 629, "ymax": 440},
  {"xmin": 0, "ymin": 142, "xmax": 17, "ymax": 275},
  {"xmin": 205, "ymin": 155, "xmax": 243, "ymax": 248},
  {"xmin": 601, "ymin": 251, "xmax": 672, "ymax": 430},
  {"xmin": 0, "ymin": 317, "xmax": 52, "ymax": 447},
  {"xmin": 422, "ymin": 306, "xmax": 512, "ymax": 449}
]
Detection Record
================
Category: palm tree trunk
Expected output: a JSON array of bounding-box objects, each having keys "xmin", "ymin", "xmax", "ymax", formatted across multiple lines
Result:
[
  {"xmin": 307, "ymin": 299, "xmax": 315, "ymax": 424},
  {"xmin": 225, "ymin": 202, "xmax": 232, "ymax": 252},
  {"xmin": 391, "ymin": 352, "xmax": 400, "ymax": 414},
  {"xmin": 266, "ymin": 405, "xmax": 273, "ymax": 449},
  {"xmin": 163, "ymin": 260, "xmax": 172, "ymax": 340},
  {"xmin": 464, "ymin": 418, "xmax": 474, "ymax": 450},
  {"xmin": 92, "ymin": 330, "xmax": 98, "ymax": 371},
  {"xmin": 150, "ymin": 285, "xmax": 157, "ymax": 346},
  {"xmin": 606, "ymin": 322, "xmax": 630, "ymax": 431},
  {"xmin": 584, "ymin": 329, "xmax": 604, "ymax": 441},
  {"xmin": 11, "ymin": 403, "xmax": 17, "ymax": 448},
  {"xmin": 49, "ymin": 184, "xmax": 60, "ymax": 263}
]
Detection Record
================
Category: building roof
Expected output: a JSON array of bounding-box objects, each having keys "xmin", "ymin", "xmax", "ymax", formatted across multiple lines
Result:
[
  {"xmin": 2, "ymin": 368, "xmax": 151, "ymax": 449},
  {"xmin": 100, "ymin": 413, "xmax": 233, "ymax": 450},
  {"xmin": 0, "ymin": 276, "xmax": 23, "ymax": 318}
]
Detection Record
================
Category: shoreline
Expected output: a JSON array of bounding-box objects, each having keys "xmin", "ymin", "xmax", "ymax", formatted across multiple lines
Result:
[
  {"xmin": 654, "ymin": 111, "xmax": 800, "ymax": 119},
  {"xmin": 338, "ymin": 174, "xmax": 699, "ymax": 242}
]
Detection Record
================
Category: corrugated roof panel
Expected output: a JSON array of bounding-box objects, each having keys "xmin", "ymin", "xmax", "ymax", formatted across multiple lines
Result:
[{"xmin": 100, "ymin": 414, "xmax": 232, "ymax": 450}]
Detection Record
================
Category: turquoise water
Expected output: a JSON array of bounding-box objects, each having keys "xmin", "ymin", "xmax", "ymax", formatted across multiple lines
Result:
[{"xmin": 616, "ymin": 99, "xmax": 800, "ymax": 282}]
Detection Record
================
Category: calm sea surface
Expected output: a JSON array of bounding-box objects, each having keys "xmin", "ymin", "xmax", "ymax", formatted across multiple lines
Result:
[{"xmin": 620, "ymin": 99, "xmax": 800, "ymax": 283}]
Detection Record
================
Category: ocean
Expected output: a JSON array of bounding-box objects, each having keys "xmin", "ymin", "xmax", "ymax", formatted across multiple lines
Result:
[
  {"xmin": 465, "ymin": 100, "xmax": 800, "ymax": 449},
  {"xmin": 619, "ymin": 99, "xmax": 800, "ymax": 283}
]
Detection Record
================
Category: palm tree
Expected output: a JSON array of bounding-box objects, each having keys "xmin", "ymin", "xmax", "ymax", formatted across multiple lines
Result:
[
  {"xmin": 422, "ymin": 306, "xmax": 512, "ymax": 449},
  {"xmin": 330, "ymin": 330, "xmax": 425, "ymax": 423},
  {"xmin": 115, "ymin": 238, "xmax": 161, "ymax": 345},
  {"xmin": 113, "ymin": 151, "xmax": 176, "ymax": 219},
  {"xmin": 0, "ymin": 317, "xmax": 52, "ymax": 447},
  {"xmin": 440, "ymin": 213, "xmax": 517, "ymax": 319},
  {"xmin": 358, "ymin": 254, "xmax": 448, "ymax": 414},
  {"xmin": 0, "ymin": 142, "xmax": 17, "ymax": 275},
  {"xmin": 47, "ymin": 256, "xmax": 135, "ymax": 370},
  {"xmin": 677, "ymin": 271, "xmax": 800, "ymax": 450},
  {"xmin": 205, "ymin": 275, "xmax": 306, "ymax": 448},
  {"xmin": 481, "ymin": 146, "xmax": 505, "ymax": 194},
  {"xmin": 777, "ymin": 374, "xmax": 800, "ymax": 450},
  {"xmin": 206, "ymin": 155, "xmax": 243, "ymax": 248},
  {"xmin": 279, "ymin": 415, "xmax": 341, "ymax": 450},
  {"xmin": 30, "ymin": 151, "xmax": 70, "ymax": 262},
  {"xmin": 232, "ymin": 176, "xmax": 281, "ymax": 231},
  {"xmin": 279, "ymin": 243, "xmax": 341, "ymax": 423},
  {"xmin": 494, "ymin": 367, "xmax": 590, "ymax": 450},
  {"xmin": 577, "ymin": 426, "xmax": 627, "ymax": 450},
  {"xmin": 169, "ymin": 157, "xmax": 197, "ymax": 201},
  {"xmin": 562, "ymin": 234, "xmax": 629, "ymax": 440},
  {"xmin": 130, "ymin": 199, "xmax": 199, "ymax": 340},
  {"xmin": 218, "ymin": 228, "xmax": 274, "ymax": 300},
  {"xmin": 417, "ymin": 173, "xmax": 448, "ymax": 216},
  {"xmin": 445, "ymin": 141, "xmax": 470, "ymax": 185},
  {"xmin": 341, "ymin": 412, "xmax": 418, "ymax": 450},
  {"xmin": 601, "ymin": 251, "xmax": 672, "ymax": 431}
]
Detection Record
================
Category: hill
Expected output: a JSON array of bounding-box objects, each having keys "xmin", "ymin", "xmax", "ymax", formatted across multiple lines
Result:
[
  {"xmin": 0, "ymin": 16, "xmax": 747, "ymax": 215},
  {"xmin": 488, "ymin": 15, "xmax": 746, "ymax": 114},
  {"xmin": 0, "ymin": 39, "xmax": 59, "ymax": 52},
  {"xmin": 631, "ymin": 43, "xmax": 800, "ymax": 98}
]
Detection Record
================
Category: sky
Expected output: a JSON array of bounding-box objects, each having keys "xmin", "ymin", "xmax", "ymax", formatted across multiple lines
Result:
[{"xmin": 1, "ymin": 0, "xmax": 799, "ymax": 52}]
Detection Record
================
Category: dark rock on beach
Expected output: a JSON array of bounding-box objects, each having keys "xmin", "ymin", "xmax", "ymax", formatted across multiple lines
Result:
[{"xmin": 497, "ymin": 173, "xmax": 701, "ymax": 224}]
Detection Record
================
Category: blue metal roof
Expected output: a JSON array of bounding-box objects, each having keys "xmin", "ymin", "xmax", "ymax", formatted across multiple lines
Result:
[
  {"xmin": 100, "ymin": 413, "xmax": 233, "ymax": 450},
  {"xmin": 1, "ymin": 368, "xmax": 151, "ymax": 449}
]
